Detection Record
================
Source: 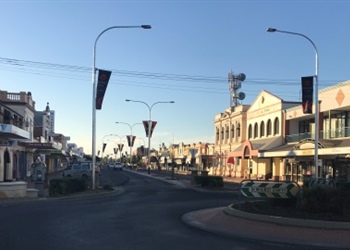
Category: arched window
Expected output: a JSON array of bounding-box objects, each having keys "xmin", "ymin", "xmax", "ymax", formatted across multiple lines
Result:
[
  {"xmin": 221, "ymin": 128, "xmax": 224, "ymax": 141},
  {"xmin": 225, "ymin": 125, "xmax": 229, "ymax": 140},
  {"xmin": 216, "ymin": 128, "xmax": 220, "ymax": 143},
  {"xmin": 236, "ymin": 123, "xmax": 241, "ymax": 137},
  {"xmin": 231, "ymin": 125, "xmax": 235, "ymax": 139},
  {"xmin": 267, "ymin": 119, "xmax": 272, "ymax": 136},
  {"xmin": 274, "ymin": 117, "xmax": 280, "ymax": 135},
  {"xmin": 254, "ymin": 122, "xmax": 258, "ymax": 138},
  {"xmin": 260, "ymin": 121, "xmax": 265, "ymax": 137},
  {"xmin": 248, "ymin": 124, "xmax": 252, "ymax": 139}
]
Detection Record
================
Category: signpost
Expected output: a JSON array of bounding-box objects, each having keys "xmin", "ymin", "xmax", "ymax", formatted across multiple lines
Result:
[{"xmin": 240, "ymin": 180, "xmax": 300, "ymax": 199}]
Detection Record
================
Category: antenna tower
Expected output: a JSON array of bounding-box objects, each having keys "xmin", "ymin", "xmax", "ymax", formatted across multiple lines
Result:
[{"xmin": 228, "ymin": 70, "xmax": 246, "ymax": 111}]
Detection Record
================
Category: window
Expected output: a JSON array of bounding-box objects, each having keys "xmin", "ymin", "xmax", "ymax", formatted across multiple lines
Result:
[
  {"xmin": 231, "ymin": 125, "xmax": 235, "ymax": 139},
  {"xmin": 274, "ymin": 117, "xmax": 280, "ymax": 135},
  {"xmin": 81, "ymin": 163, "xmax": 90, "ymax": 170},
  {"xmin": 221, "ymin": 128, "xmax": 224, "ymax": 141},
  {"xmin": 73, "ymin": 164, "xmax": 80, "ymax": 170},
  {"xmin": 216, "ymin": 128, "xmax": 219, "ymax": 142},
  {"xmin": 236, "ymin": 123, "xmax": 241, "ymax": 137},
  {"xmin": 260, "ymin": 121, "xmax": 265, "ymax": 137},
  {"xmin": 248, "ymin": 124, "xmax": 252, "ymax": 139},
  {"xmin": 267, "ymin": 119, "xmax": 272, "ymax": 136},
  {"xmin": 299, "ymin": 120, "xmax": 311, "ymax": 133},
  {"xmin": 254, "ymin": 123, "xmax": 258, "ymax": 138},
  {"xmin": 225, "ymin": 125, "xmax": 229, "ymax": 140}
]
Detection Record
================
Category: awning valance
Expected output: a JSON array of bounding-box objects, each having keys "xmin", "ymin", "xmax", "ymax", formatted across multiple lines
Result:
[{"xmin": 227, "ymin": 157, "xmax": 234, "ymax": 164}]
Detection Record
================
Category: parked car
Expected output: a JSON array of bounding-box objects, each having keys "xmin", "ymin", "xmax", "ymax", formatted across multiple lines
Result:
[
  {"xmin": 63, "ymin": 161, "xmax": 93, "ymax": 179},
  {"xmin": 109, "ymin": 162, "xmax": 123, "ymax": 171}
]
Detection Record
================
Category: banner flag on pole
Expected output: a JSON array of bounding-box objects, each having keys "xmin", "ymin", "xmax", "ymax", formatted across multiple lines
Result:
[
  {"xmin": 301, "ymin": 76, "xmax": 313, "ymax": 114},
  {"xmin": 113, "ymin": 148, "xmax": 118, "ymax": 154},
  {"xmin": 118, "ymin": 143, "xmax": 124, "ymax": 152},
  {"xmin": 102, "ymin": 143, "xmax": 107, "ymax": 153},
  {"xmin": 143, "ymin": 120, "xmax": 149, "ymax": 137},
  {"xmin": 143, "ymin": 120, "xmax": 157, "ymax": 137},
  {"xmin": 150, "ymin": 121, "xmax": 157, "ymax": 138},
  {"xmin": 96, "ymin": 69, "xmax": 112, "ymax": 110},
  {"xmin": 127, "ymin": 135, "xmax": 136, "ymax": 147}
]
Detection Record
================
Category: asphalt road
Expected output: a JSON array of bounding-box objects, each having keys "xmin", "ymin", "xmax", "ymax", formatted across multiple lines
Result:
[{"xmin": 0, "ymin": 169, "xmax": 304, "ymax": 250}]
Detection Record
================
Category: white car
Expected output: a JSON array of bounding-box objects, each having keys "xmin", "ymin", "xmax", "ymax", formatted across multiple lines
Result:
[{"xmin": 109, "ymin": 162, "xmax": 123, "ymax": 171}]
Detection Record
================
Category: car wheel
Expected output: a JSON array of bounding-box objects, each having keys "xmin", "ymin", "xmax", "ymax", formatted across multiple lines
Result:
[
  {"xmin": 67, "ymin": 175, "xmax": 72, "ymax": 178},
  {"xmin": 82, "ymin": 174, "xmax": 88, "ymax": 179}
]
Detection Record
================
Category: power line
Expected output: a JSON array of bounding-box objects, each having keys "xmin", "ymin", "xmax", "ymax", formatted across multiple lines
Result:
[{"xmin": 0, "ymin": 56, "xmax": 346, "ymax": 94}]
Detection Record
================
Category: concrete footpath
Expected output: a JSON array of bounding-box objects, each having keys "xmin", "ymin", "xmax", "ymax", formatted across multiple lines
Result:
[{"xmin": 130, "ymin": 168, "xmax": 350, "ymax": 249}]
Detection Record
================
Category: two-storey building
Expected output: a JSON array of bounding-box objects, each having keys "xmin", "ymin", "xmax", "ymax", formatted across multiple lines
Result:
[{"xmin": 214, "ymin": 80, "xmax": 350, "ymax": 185}]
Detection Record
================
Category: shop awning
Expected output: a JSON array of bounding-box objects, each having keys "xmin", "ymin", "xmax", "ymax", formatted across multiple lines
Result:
[{"xmin": 227, "ymin": 157, "xmax": 234, "ymax": 164}]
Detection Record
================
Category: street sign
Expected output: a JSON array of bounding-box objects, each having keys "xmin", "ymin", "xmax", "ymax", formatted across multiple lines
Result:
[{"xmin": 240, "ymin": 180, "xmax": 299, "ymax": 199}]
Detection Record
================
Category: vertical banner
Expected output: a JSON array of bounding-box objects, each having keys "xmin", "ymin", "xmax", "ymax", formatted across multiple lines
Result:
[
  {"xmin": 150, "ymin": 121, "xmax": 157, "ymax": 137},
  {"xmin": 118, "ymin": 143, "xmax": 124, "ymax": 152},
  {"xmin": 143, "ymin": 120, "xmax": 157, "ymax": 137},
  {"xmin": 102, "ymin": 143, "xmax": 107, "ymax": 153},
  {"xmin": 301, "ymin": 76, "xmax": 314, "ymax": 114},
  {"xmin": 113, "ymin": 147, "xmax": 118, "ymax": 154},
  {"xmin": 143, "ymin": 120, "xmax": 149, "ymax": 137},
  {"xmin": 96, "ymin": 69, "xmax": 112, "ymax": 110},
  {"xmin": 127, "ymin": 135, "xmax": 136, "ymax": 147}
]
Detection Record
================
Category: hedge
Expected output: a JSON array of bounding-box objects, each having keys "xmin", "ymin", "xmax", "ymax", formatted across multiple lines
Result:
[
  {"xmin": 194, "ymin": 175, "xmax": 224, "ymax": 187},
  {"xmin": 49, "ymin": 178, "xmax": 88, "ymax": 197}
]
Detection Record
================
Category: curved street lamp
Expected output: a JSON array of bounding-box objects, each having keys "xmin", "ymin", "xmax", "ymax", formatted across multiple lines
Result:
[
  {"xmin": 91, "ymin": 25, "xmax": 151, "ymax": 189},
  {"xmin": 267, "ymin": 27, "xmax": 319, "ymax": 178},
  {"xmin": 125, "ymin": 99, "xmax": 175, "ymax": 173},
  {"xmin": 116, "ymin": 122, "xmax": 142, "ymax": 167}
]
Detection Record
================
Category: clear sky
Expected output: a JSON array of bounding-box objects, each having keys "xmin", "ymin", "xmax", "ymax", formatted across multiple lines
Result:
[{"xmin": 1, "ymin": 0, "xmax": 349, "ymax": 156}]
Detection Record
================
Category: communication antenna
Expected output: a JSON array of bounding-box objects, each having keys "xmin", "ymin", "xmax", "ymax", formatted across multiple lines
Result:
[{"xmin": 228, "ymin": 70, "xmax": 246, "ymax": 111}]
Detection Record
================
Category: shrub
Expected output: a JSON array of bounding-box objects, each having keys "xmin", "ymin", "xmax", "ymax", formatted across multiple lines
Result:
[
  {"xmin": 103, "ymin": 184, "xmax": 114, "ymax": 191},
  {"xmin": 49, "ymin": 178, "xmax": 87, "ymax": 197},
  {"xmin": 301, "ymin": 186, "xmax": 344, "ymax": 214},
  {"xmin": 194, "ymin": 176, "xmax": 224, "ymax": 187}
]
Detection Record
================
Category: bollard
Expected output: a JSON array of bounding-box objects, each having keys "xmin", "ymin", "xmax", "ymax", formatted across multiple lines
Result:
[{"xmin": 147, "ymin": 167, "xmax": 151, "ymax": 175}]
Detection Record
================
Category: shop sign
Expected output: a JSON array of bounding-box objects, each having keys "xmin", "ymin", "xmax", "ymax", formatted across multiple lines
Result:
[
  {"xmin": 301, "ymin": 149, "xmax": 313, "ymax": 155},
  {"xmin": 26, "ymin": 142, "xmax": 53, "ymax": 149}
]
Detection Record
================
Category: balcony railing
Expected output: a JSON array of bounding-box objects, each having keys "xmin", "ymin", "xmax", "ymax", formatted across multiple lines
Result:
[
  {"xmin": 286, "ymin": 127, "xmax": 350, "ymax": 143},
  {"xmin": 286, "ymin": 132, "xmax": 313, "ymax": 143},
  {"xmin": 322, "ymin": 127, "xmax": 350, "ymax": 139}
]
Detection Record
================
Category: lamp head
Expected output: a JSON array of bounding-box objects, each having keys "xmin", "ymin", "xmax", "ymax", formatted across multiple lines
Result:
[
  {"xmin": 125, "ymin": 99, "xmax": 130, "ymax": 102},
  {"xmin": 267, "ymin": 28, "xmax": 277, "ymax": 32},
  {"xmin": 141, "ymin": 25, "xmax": 152, "ymax": 29},
  {"xmin": 170, "ymin": 101, "xmax": 175, "ymax": 103}
]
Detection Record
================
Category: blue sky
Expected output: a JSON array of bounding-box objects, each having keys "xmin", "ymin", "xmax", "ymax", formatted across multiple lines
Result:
[{"xmin": 1, "ymin": 0, "xmax": 349, "ymax": 155}]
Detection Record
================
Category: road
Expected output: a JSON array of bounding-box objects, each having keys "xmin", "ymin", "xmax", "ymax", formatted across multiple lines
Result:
[{"xmin": 0, "ymin": 169, "xmax": 302, "ymax": 250}]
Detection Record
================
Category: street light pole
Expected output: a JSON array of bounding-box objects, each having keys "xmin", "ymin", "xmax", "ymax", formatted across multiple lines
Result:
[
  {"xmin": 125, "ymin": 99, "xmax": 175, "ymax": 173},
  {"xmin": 267, "ymin": 27, "xmax": 319, "ymax": 178},
  {"xmin": 91, "ymin": 25, "xmax": 151, "ymax": 189},
  {"xmin": 116, "ymin": 122, "xmax": 141, "ymax": 167}
]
